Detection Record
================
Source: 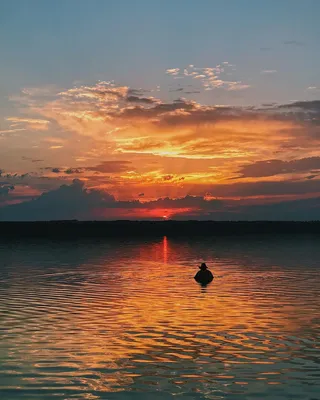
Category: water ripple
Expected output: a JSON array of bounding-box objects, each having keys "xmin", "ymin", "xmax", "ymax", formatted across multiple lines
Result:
[{"xmin": 0, "ymin": 236, "xmax": 319, "ymax": 399}]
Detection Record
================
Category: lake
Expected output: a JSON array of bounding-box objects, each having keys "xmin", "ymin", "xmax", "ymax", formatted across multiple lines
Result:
[{"xmin": 0, "ymin": 236, "xmax": 319, "ymax": 399}]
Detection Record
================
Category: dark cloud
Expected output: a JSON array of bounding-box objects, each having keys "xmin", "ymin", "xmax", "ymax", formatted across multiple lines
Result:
[
  {"xmin": 127, "ymin": 88, "xmax": 151, "ymax": 96},
  {"xmin": 276, "ymin": 100, "xmax": 320, "ymax": 128},
  {"xmin": 261, "ymin": 102, "xmax": 277, "ymax": 107},
  {"xmin": 85, "ymin": 161, "xmax": 132, "ymax": 173},
  {"xmin": 39, "ymin": 162, "xmax": 131, "ymax": 177},
  {"xmin": 0, "ymin": 175, "xmax": 69, "ymax": 198},
  {"xmin": 110, "ymin": 96, "xmax": 320, "ymax": 132},
  {"xmin": 0, "ymin": 179, "xmax": 319, "ymax": 221},
  {"xmin": 0, "ymin": 179, "xmax": 115, "ymax": 221},
  {"xmin": 148, "ymin": 195, "xmax": 223, "ymax": 210},
  {"xmin": 116, "ymin": 98, "xmax": 251, "ymax": 128},
  {"xmin": 43, "ymin": 167, "xmax": 83, "ymax": 174},
  {"xmin": 279, "ymin": 100, "xmax": 320, "ymax": 111},
  {"xmin": 65, "ymin": 168, "xmax": 83, "ymax": 174},
  {"xmin": 237, "ymin": 157, "xmax": 320, "ymax": 178},
  {"xmin": 90, "ymin": 87, "xmax": 158, "ymax": 105},
  {"xmin": 213, "ymin": 179, "xmax": 320, "ymax": 197},
  {"xmin": 138, "ymin": 193, "xmax": 144, "ymax": 197},
  {"xmin": 0, "ymin": 171, "xmax": 30, "ymax": 180},
  {"xmin": 0, "ymin": 185, "xmax": 14, "ymax": 196},
  {"xmin": 148, "ymin": 195, "xmax": 320, "ymax": 221},
  {"xmin": 157, "ymin": 105, "xmax": 255, "ymax": 127},
  {"xmin": 236, "ymin": 197, "xmax": 320, "ymax": 221},
  {"xmin": 126, "ymin": 96, "xmax": 158, "ymax": 104},
  {"xmin": 191, "ymin": 197, "xmax": 320, "ymax": 221},
  {"xmin": 131, "ymin": 98, "xmax": 320, "ymax": 129},
  {"xmin": 22, "ymin": 156, "xmax": 44, "ymax": 163},
  {"xmin": 118, "ymin": 98, "xmax": 197, "ymax": 120},
  {"xmin": 177, "ymin": 178, "xmax": 320, "ymax": 199},
  {"xmin": 151, "ymin": 99, "xmax": 196, "ymax": 114}
]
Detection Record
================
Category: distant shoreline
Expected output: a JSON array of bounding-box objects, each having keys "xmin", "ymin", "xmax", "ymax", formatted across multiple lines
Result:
[{"xmin": 0, "ymin": 220, "xmax": 320, "ymax": 238}]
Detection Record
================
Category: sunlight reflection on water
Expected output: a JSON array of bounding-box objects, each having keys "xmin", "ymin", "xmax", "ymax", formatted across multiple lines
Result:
[{"xmin": 0, "ymin": 236, "xmax": 319, "ymax": 399}]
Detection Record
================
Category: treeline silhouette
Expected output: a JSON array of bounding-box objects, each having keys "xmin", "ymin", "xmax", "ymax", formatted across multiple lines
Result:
[{"xmin": 0, "ymin": 220, "xmax": 320, "ymax": 239}]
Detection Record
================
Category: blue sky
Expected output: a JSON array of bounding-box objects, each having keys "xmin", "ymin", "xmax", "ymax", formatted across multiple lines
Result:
[{"xmin": 1, "ymin": 0, "xmax": 319, "ymax": 104}]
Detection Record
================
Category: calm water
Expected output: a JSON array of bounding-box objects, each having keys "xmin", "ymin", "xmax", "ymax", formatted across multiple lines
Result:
[{"xmin": 0, "ymin": 236, "xmax": 319, "ymax": 400}]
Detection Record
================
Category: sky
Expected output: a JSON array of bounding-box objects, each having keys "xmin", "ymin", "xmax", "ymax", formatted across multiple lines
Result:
[{"xmin": 0, "ymin": 0, "xmax": 320, "ymax": 220}]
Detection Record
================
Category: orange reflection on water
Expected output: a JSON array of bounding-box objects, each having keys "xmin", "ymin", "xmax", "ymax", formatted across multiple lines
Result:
[
  {"xmin": 163, "ymin": 236, "xmax": 168, "ymax": 264},
  {"xmin": 46, "ymin": 240, "xmax": 308, "ymax": 368},
  {"xmin": 3, "ymin": 237, "xmax": 319, "ymax": 394}
]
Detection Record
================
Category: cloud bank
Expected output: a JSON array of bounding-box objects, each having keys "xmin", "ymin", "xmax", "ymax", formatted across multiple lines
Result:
[
  {"xmin": 1, "ymin": 79, "xmax": 320, "ymax": 220},
  {"xmin": 0, "ymin": 179, "xmax": 319, "ymax": 221}
]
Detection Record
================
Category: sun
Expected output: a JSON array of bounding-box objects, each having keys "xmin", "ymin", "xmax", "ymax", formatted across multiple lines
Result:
[{"xmin": 163, "ymin": 215, "xmax": 168, "ymax": 220}]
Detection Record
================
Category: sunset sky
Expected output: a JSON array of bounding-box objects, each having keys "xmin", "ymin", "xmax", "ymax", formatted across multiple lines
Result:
[{"xmin": 1, "ymin": 0, "xmax": 320, "ymax": 220}]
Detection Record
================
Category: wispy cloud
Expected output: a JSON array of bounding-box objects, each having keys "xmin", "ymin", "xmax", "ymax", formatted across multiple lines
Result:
[
  {"xmin": 226, "ymin": 82, "xmax": 251, "ymax": 91},
  {"xmin": 6, "ymin": 117, "xmax": 50, "ymax": 131},
  {"xmin": 165, "ymin": 63, "xmax": 250, "ymax": 91},
  {"xmin": 166, "ymin": 68, "xmax": 180, "ymax": 76},
  {"xmin": 0, "ymin": 128, "xmax": 26, "ymax": 134},
  {"xmin": 21, "ymin": 85, "xmax": 59, "ymax": 97}
]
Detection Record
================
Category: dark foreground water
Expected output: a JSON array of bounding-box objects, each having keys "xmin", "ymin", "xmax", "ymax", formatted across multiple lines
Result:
[{"xmin": 0, "ymin": 236, "xmax": 319, "ymax": 400}]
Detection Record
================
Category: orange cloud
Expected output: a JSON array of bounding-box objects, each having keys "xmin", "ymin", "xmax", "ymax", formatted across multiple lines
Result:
[
  {"xmin": 5, "ymin": 82, "xmax": 320, "ymax": 209},
  {"xmin": 25, "ymin": 83, "xmax": 308, "ymax": 168},
  {"xmin": 7, "ymin": 117, "xmax": 50, "ymax": 131}
]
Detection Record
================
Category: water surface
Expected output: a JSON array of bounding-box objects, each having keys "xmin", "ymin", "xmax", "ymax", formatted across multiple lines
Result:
[{"xmin": 0, "ymin": 236, "xmax": 319, "ymax": 399}]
